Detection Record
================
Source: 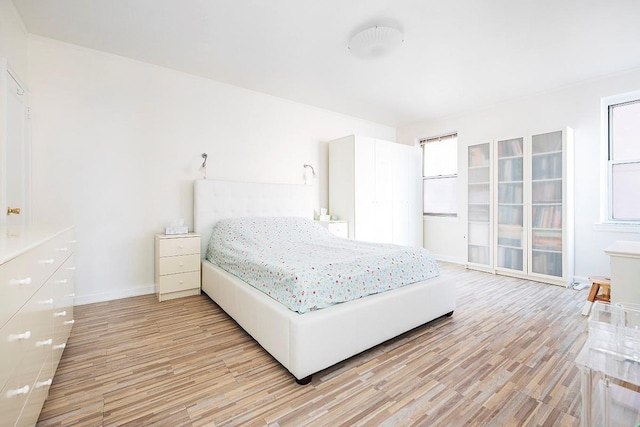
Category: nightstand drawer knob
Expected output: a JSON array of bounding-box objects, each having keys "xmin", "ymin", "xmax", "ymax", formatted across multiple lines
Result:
[{"xmin": 54, "ymin": 311, "xmax": 67, "ymax": 317}]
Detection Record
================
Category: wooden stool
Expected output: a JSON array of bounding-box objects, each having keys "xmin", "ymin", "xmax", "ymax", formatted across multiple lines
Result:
[{"xmin": 581, "ymin": 276, "xmax": 611, "ymax": 315}]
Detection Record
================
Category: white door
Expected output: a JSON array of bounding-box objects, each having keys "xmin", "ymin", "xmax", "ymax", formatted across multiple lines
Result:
[{"xmin": 1, "ymin": 62, "xmax": 31, "ymax": 227}]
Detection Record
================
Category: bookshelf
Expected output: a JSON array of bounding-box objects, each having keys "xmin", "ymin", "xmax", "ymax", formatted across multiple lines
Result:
[
  {"xmin": 529, "ymin": 129, "xmax": 574, "ymax": 283},
  {"xmin": 467, "ymin": 142, "xmax": 492, "ymax": 269},
  {"xmin": 465, "ymin": 128, "xmax": 574, "ymax": 286},
  {"xmin": 496, "ymin": 137, "xmax": 525, "ymax": 273}
]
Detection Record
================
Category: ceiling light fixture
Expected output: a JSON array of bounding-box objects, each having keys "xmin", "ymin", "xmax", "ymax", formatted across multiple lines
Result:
[{"xmin": 348, "ymin": 26, "xmax": 404, "ymax": 59}]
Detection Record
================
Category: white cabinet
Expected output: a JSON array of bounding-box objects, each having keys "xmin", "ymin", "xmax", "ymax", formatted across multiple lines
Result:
[
  {"xmin": 328, "ymin": 135, "xmax": 422, "ymax": 247},
  {"xmin": 604, "ymin": 241, "xmax": 640, "ymax": 305},
  {"xmin": 466, "ymin": 128, "xmax": 574, "ymax": 286},
  {"xmin": 0, "ymin": 226, "xmax": 75, "ymax": 426},
  {"xmin": 155, "ymin": 233, "xmax": 201, "ymax": 302}
]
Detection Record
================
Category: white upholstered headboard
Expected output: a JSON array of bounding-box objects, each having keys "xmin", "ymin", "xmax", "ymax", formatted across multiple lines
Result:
[{"xmin": 194, "ymin": 179, "xmax": 315, "ymax": 257}]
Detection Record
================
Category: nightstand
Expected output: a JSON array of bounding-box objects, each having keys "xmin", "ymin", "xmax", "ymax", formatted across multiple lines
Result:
[
  {"xmin": 154, "ymin": 233, "xmax": 201, "ymax": 301},
  {"xmin": 315, "ymin": 220, "xmax": 349, "ymax": 239}
]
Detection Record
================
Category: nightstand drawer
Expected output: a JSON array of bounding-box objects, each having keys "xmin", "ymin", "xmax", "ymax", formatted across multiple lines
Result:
[
  {"xmin": 158, "ymin": 254, "xmax": 200, "ymax": 276},
  {"xmin": 158, "ymin": 237, "xmax": 200, "ymax": 257},
  {"xmin": 158, "ymin": 271, "xmax": 200, "ymax": 293}
]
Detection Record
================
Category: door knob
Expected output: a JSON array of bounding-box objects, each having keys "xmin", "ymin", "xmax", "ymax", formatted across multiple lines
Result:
[{"xmin": 7, "ymin": 206, "xmax": 21, "ymax": 215}]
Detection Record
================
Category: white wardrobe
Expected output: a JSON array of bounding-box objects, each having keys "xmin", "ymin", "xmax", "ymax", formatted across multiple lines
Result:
[{"xmin": 328, "ymin": 135, "xmax": 423, "ymax": 247}]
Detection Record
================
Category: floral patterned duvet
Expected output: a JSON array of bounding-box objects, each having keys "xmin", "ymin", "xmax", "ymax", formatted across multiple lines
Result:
[{"xmin": 206, "ymin": 217, "xmax": 440, "ymax": 314}]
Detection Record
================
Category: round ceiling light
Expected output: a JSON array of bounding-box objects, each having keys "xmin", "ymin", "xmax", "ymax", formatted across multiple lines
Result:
[{"xmin": 348, "ymin": 26, "xmax": 404, "ymax": 59}]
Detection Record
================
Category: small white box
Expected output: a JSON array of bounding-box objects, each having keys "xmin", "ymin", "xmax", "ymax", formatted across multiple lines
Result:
[
  {"xmin": 165, "ymin": 226, "xmax": 189, "ymax": 235},
  {"xmin": 319, "ymin": 214, "xmax": 331, "ymax": 221}
]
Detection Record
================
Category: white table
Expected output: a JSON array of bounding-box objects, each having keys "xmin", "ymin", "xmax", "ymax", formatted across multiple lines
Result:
[{"xmin": 576, "ymin": 343, "xmax": 640, "ymax": 426}]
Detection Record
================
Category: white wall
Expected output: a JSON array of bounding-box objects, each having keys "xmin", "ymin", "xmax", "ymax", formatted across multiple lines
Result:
[
  {"xmin": 27, "ymin": 36, "xmax": 395, "ymax": 304},
  {"xmin": 0, "ymin": 0, "xmax": 28, "ymax": 82},
  {"xmin": 398, "ymin": 69, "xmax": 640, "ymax": 281}
]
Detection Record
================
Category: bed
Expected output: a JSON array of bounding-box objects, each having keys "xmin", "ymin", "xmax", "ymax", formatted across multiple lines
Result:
[{"xmin": 194, "ymin": 179, "xmax": 456, "ymax": 384}]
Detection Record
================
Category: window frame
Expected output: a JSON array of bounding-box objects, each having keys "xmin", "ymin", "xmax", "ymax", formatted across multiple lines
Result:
[
  {"xmin": 600, "ymin": 90, "xmax": 640, "ymax": 228},
  {"xmin": 421, "ymin": 132, "xmax": 458, "ymax": 217}
]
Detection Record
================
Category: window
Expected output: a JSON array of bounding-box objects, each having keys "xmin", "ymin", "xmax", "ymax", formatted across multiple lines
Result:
[
  {"xmin": 421, "ymin": 133, "xmax": 458, "ymax": 216},
  {"xmin": 605, "ymin": 93, "xmax": 640, "ymax": 222}
]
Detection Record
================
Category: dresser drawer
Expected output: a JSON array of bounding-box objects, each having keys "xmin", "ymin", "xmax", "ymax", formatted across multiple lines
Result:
[
  {"xmin": 158, "ymin": 254, "xmax": 200, "ymax": 276},
  {"xmin": 52, "ymin": 256, "xmax": 76, "ymax": 367},
  {"xmin": 158, "ymin": 271, "xmax": 200, "ymax": 293},
  {"xmin": 0, "ymin": 282, "xmax": 52, "ymax": 396},
  {"xmin": 158, "ymin": 237, "xmax": 200, "ymax": 257},
  {"xmin": 19, "ymin": 353, "xmax": 54, "ymax": 427},
  {"xmin": 0, "ymin": 373, "xmax": 30, "ymax": 427},
  {"xmin": 0, "ymin": 233, "xmax": 71, "ymax": 329}
]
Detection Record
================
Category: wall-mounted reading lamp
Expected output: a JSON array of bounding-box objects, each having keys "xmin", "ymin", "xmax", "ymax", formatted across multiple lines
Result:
[
  {"xmin": 303, "ymin": 164, "xmax": 316, "ymax": 184},
  {"xmin": 200, "ymin": 153, "xmax": 208, "ymax": 178}
]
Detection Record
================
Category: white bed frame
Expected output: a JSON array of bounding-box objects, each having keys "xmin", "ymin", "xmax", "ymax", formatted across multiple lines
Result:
[{"xmin": 194, "ymin": 179, "xmax": 456, "ymax": 384}]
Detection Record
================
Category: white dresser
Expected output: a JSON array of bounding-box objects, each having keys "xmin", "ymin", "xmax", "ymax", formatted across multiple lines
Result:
[{"xmin": 0, "ymin": 226, "xmax": 75, "ymax": 426}]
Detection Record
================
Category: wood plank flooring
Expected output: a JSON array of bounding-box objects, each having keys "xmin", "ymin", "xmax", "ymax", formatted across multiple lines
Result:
[{"xmin": 37, "ymin": 263, "xmax": 591, "ymax": 426}]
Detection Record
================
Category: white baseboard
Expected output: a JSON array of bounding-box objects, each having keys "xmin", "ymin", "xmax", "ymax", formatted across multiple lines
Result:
[{"xmin": 75, "ymin": 285, "xmax": 155, "ymax": 305}]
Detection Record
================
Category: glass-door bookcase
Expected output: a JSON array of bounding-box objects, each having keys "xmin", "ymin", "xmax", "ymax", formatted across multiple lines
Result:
[
  {"xmin": 496, "ymin": 137, "xmax": 524, "ymax": 273},
  {"xmin": 467, "ymin": 142, "xmax": 492, "ymax": 270},
  {"xmin": 530, "ymin": 130, "xmax": 568, "ymax": 279}
]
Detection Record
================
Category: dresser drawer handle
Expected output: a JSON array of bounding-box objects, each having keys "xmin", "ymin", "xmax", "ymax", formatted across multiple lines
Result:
[
  {"xmin": 64, "ymin": 319, "xmax": 75, "ymax": 325},
  {"xmin": 56, "ymin": 279, "xmax": 68, "ymax": 284},
  {"xmin": 35, "ymin": 379, "xmax": 53, "ymax": 389},
  {"xmin": 54, "ymin": 311, "xmax": 67, "ymax": 317},
  {"xmin": 178, "ymin": 263, "xmax": 184, "ymax": 267},
  {"xmin": 53, "ymin": 343, "xmax": 66, "ymax": 350},
  {"xmin": 6, "ymin": 385, "xmax": 30, "ymax": 398},
  {"xmin": 39, "ymin": 258, "xmax": 55, "ymax": 265},
  {"xmin": 66, "ymin": 266, "xmax": 76, "ymax": 271},
  {"xmin": 66, "ymin": 292, "xmax": 76, "ymax": 298},
  {"xmin": 9, "ymin": 277, "xmax": 32, "ymax": 286},
  {"xmin": 178, "ymin": 245, "xmax": 184, "ymax": 249},
  {"xmin": 39, "ymin": 298, "xmax": 54, "ymax": 305},
  {"xmin": 37, "ymin": 338, "xmax": 53, "ymax": 347},
  {"xmin": 9, "ymin": 331, "xmax": 31, "ymax": 341},
  {"xmin": 55, "ymin": 247, "xmax": 69, "ymax": 252},
  {"xmin": 67, "ymin": 240, "xmax": 77, "ymax": 244}
]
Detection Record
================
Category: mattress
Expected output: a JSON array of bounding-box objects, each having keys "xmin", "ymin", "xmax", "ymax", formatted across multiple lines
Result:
[{"xmin": 206, "ymin": 217, "xmax": 440, "ymax": 313}]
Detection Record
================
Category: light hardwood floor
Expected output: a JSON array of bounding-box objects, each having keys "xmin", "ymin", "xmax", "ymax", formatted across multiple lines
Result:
[{"xmin": 37, "ymin": 263, "xmax": 590, "ymax": 426}]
